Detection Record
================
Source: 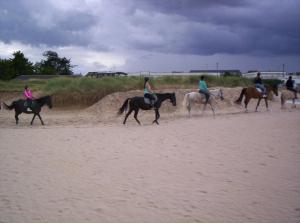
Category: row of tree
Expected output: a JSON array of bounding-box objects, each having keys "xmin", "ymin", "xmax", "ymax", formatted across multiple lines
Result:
[{"xmin": 0, "ymin": 51, "xmax": 74, "ymax": 80}]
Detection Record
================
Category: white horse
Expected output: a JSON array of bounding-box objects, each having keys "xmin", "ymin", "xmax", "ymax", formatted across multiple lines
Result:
[
  {"xmin": 280, "ymin": 89, "xmax": 297, "ymax": 109},
  {"xmin": 182, "ymin": 88, "xmax": 224, "ymax": 117}
]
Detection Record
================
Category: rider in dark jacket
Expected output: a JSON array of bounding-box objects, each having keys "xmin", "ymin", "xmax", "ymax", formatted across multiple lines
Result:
[
  {"xmin": 254, "ymin": 72, "xmax": 267, "ymax": 97},
  {"xmin": 286, "ymin": 76, "xmax": 298, "ymax": 98}
]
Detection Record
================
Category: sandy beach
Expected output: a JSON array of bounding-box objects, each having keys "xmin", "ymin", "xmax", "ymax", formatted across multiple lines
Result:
[{"xmin": 0, "ymin": 89, "xmax": 300, "ymax": 223}]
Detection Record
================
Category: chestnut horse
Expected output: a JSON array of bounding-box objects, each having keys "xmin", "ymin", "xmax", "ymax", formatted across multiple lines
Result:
[{"xmin": 235, "ymin": 85, "xmax": 278, "ymax": 112}]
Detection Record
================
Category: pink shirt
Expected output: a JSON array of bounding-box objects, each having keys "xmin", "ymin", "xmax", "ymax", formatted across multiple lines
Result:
[{"xmin": 24, "ymin": 89, "xmax": 33, "ymax": 99}]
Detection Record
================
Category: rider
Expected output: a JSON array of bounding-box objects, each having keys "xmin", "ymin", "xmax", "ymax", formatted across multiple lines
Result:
[
  {"xmin": 254, "ymin": 72, "xmax": 267, "ymax": 97},
  {"xmin": 199, "ymin": 75, "xmax": 210, "ymax": 104},
  {"xmin": 286, "ymin": 75, "xmax": 298, "ymax": 99},
  {"xmin": 24, "ymin": 85, "xmax": 34, "ymax": 111},
  {"xmin": 143, "ymin": 77, "xmax": 155, "ymax": 107}
]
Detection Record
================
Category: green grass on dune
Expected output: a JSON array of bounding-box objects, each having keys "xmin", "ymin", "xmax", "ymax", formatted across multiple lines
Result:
[{"xmin": 0, "ymin": 75, "xmax": 279, "ymax": 95}]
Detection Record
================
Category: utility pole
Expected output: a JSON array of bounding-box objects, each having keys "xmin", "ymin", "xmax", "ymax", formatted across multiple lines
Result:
[
  {"xmin": 282, "ymin": 63, "xmax": 285, "ymax": 77},
  {"xmin": 216, "ymin": 62, "xmax": 219, "ymax": 76}
]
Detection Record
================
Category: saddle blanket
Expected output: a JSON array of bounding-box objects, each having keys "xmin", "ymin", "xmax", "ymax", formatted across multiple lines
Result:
[
  {"xmin": 256, "ymin": 88, "xmax": 262, "ymax": 93},
  {"xmin": 144, "ymin": 97, "xmax": 151, "ymax": 104},
  {"xmin": 144, "ymin": 94, "xmax": 157, "ymax": 104}
]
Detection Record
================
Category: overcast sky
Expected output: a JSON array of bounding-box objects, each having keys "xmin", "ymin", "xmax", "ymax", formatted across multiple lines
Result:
[{"xmin": 1, "ymin": 0, "xmax": 299, "ymax": 74}]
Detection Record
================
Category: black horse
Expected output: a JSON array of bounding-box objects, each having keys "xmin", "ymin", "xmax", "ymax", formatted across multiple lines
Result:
[
  {"xmin": 3, "ymin": 95, "xmax": 52, "ymax": 125},
  {"xmin": 118, "ymin": 93, "xmax": 176, "ymax": 125}
]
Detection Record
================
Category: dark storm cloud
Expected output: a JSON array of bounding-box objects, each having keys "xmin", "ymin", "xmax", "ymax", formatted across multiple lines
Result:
[
  {"xmin": 0, "ymin": 0, "xmax": 299, "ymax": 57},
  {"xmin": 122, "ymin": 0, "xmax": 300, "ymax": 56},
  {"xmin": 0, "ymin": 0, "xmax": 98, "ymax": 46}
]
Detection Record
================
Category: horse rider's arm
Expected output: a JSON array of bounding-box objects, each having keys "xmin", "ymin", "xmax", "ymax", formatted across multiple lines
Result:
[{"xmin": 146, "ymin": 82, "xmax": 153, "ymax": 93}]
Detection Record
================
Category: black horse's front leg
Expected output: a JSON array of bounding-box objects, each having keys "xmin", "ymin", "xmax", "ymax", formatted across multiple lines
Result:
[
  {"xmin": 30, "ymin": 114, "xmax": 36, "ymax": 125},
  {"xmin": 37, "ymin": 113, "xmax": 44, "ymax": 125},
  {"xmin": 152, "ymin": 109, "xmax": 160, "ymax": 125}
]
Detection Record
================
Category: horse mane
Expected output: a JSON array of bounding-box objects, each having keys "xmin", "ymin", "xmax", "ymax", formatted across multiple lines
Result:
[
  {"xmin": 35, "ymin": 95, "xmax": 51, "ymax": 106},
  {"xmin": 36, "ymin": 95, "xmax": 50, "ymax": 102}
]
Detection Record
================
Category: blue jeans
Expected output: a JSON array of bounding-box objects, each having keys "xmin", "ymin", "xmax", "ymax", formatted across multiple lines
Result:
[
  {"xmin": 199, "ymin": 89, "xmax": 210, "ymax": 103},
  {"xmin": 255, "ymin": 84, "xmax": 266, "ymax": 94}
]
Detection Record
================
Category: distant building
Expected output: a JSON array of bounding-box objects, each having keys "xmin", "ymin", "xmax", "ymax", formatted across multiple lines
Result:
[
  {"xmin": 190, "ymin": 70, "xmax": 241, "ymax": 76},
  {"xmin": 86, "ymin": 71, "xmax": 128, "ymax": 78},
  {"xmin": 242, "ymin": 71, "xmax": 286, "ymax": 79}
]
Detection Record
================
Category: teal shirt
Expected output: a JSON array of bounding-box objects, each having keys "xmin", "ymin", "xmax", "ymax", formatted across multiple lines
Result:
[
  {"xmin": 199, "ymin": 80, "xmax": 208, "ymax": 91},
  {"xmin": 144, "ymin": 86, "xmax": 150, "ymax": 94}
]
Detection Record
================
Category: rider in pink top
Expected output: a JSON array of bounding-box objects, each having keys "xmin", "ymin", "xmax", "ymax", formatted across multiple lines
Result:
[
  {"xmin": 24, "ymin": 86, "xmax": 33, "ymax": 99},
  {"xmin": 24, "ymin": 85, "xmax": 34, "ymax": 110}
]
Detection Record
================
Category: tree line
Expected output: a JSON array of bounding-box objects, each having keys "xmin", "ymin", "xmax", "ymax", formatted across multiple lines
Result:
[{"xmin": 0, "ymin": 51, "xmax": 74, "ymax": 80}]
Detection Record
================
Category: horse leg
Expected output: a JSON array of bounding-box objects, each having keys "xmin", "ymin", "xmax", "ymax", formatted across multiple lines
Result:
[
  {"xmin": 133, "ymin": 109, "xmax": 141, "ymax": 125},
  {"xmin": 255, "ymin": 98, "xmax": 262, "ymax": 112},
  {"xmin": 187, "ymin": 103, "xmax": 191, "ymax": 118},
  {"xmin": 123, "ymin": 108, "xmax": 133, "ymax": 124},
  {"xmin": 36, "ymin": 113, "xmax": 45, "ymax": 125},
  {"xmin": 15, "ymin": 112, "xmax": 20, "ymax": 125},
  {"xmin": 281, "ymin": 96, "xmax": 285, "ymax": 109},
  {"xmin": 152, "ymin": 109, "xmax": 160, "ymax": 125},
  {"xmin": 244, "ymin": 97, "xmax": 250, "ymax": 112},
  {"xmin": 292, "ymin": 99, "xmax": 296, "ymax": 108},
  {"xmin": 201, "ymin": 102, "xmax": 207, "ymax": 115},
  {"xmin": 30, "ymin": 114, "xmax": 37, "ymax": 125},
  {"xmin": 265, "ymin": 98, "xmax": 269, "ymax": 111},
  {"xmin": 209, "ymin": 101, "xmax": 215, "ymax": 117}
]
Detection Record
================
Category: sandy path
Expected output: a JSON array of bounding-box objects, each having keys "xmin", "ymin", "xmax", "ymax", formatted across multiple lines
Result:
[{"xmin": 0, "ymin": 108, "xmax": 300, "ymax": 223}]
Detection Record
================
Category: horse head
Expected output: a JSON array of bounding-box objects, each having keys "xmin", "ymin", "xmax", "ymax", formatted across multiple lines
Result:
[
  {"xmin": 44, "ymin": 95, "xmax": 53, "ymax": 109},
  {"xmin": 170, "ymin": 93, "xmax": 176, "ymax": 106}
]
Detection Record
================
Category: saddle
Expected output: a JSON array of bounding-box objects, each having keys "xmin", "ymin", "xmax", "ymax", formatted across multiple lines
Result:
[
  {"xmin": 255, "ymin": 88, "xmax": 268, "ymax": 98},
  {"xmin": 24, "ymin": 100, "xmax": 35, "ymax": 111},
  {"xmin": 255, "ymin": 88, "xmax": 262, "ymax": 93},
  {"xmin": 144, "ymin": 94, "xmax": 157, "ymax": 106}
]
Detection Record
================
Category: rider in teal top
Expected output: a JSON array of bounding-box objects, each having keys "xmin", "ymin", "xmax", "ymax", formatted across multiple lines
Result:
[
  {"xmin": 198, "ymin": 76, "xmax": 210, "ymax": 104},
  {"xmin": 199, "ymin": 79, "xmax": 208, "ymax": 91},
  {"xmin": 144, "ymin": 77, "xmax": 155, "ymax": 107}
]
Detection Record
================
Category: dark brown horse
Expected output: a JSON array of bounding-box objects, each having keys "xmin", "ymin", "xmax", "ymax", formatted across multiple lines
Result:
[
  {"xmin": 118, "ymin": 92, "xmax": 176, "ymax": 125},
  {"xmin": 235, "ymin": 85, "xmax": 278, "ymax": 112}
]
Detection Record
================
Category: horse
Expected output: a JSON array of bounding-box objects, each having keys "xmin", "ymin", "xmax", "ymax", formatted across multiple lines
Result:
[
  {"xmin": 234, "ymin": 84, "xmax": 278, "ymax": 112},
  {"xmin": 280, "ymin": 89, "xmax": 297, "ymax": 109},
  {"xmin": 3, "ymin": 95, "xmax": 52, "ymax": 125},
  {"xmin": 182, "ymin": 88, "xmax": 224, "ymax": 117},
  {"xmin": 118, "ymin": 92, "xmax": 176, "ymax": 125}
]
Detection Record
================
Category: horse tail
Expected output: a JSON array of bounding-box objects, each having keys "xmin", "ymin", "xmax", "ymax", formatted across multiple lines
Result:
[
  {"xmin": 3, "ymin": 102, "xmax": 15, "ymax": 110},
  {"xmin": 235, "ymin": 88, "xmax": 247, "ymax": 104},
  {"xmin": 118, "ymin": 98, "xmax": 130, "ymax": 115}
]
